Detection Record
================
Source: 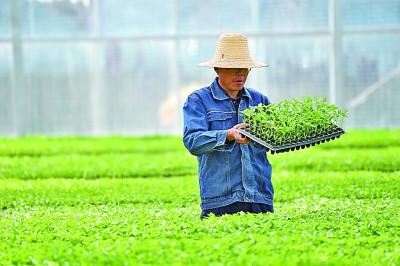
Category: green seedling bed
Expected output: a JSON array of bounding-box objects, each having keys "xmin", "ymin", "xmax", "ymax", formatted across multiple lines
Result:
[{"xmin": 238, "ymin": 126, "xmax": 345, "ymax": 154}]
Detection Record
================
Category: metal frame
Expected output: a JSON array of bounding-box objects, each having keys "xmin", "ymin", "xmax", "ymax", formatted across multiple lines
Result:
[{"xmin": 3, "ymin": 0, "xmax": 400, "ymax": 135}]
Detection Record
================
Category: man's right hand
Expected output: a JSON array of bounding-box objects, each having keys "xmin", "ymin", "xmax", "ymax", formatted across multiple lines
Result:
[{"xmin": 226, "ymin": 123, "xmax": 251, "ymax": 144}]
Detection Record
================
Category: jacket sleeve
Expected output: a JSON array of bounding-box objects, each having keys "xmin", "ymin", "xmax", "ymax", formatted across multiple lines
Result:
[
  {"xmin": 263, "ymin": 95, "xmax": 271, "ymax": 105},
  {"xmin": 183, "ymin": 95, "xmax": 228, "ymax": 156}
]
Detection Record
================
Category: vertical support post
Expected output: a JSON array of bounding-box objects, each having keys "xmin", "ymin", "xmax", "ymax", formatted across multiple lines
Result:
[
  {"xmin": 170, "ymin": 0, "xmax": 180, "ymax": 134},
  {"xmin": 250, "ymin": 0, "xmax": 262, "ymax": 92},
  {"xmin": 329, "ymin": 0, "xmax": 343, "ymax": 105},
  {"xmin": 88, "ymin": 0, "xmax": 102, "ymax": 135},
  {"xmin": 10, "ymin": 0, "xmax": 24, "ymax": 136}
]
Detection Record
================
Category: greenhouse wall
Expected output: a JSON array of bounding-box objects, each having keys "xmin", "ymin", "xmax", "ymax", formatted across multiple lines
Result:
[{"xmin": 0, "ymin": 0, "xmax": 399, "ymax": 136}]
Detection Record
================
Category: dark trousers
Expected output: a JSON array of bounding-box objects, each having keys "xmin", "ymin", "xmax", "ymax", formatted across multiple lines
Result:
[{"xmin": 200, "ymin": 201, "xmax": 274, "ymax": 219}]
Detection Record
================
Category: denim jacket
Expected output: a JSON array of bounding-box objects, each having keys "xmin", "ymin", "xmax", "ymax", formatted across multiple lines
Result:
[{"xmin": 183, "ymin": 77, "xmax": 274, "ymax": 210}]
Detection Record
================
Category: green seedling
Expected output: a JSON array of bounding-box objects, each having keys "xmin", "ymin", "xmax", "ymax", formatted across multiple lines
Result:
[{"xmin": 242, "ymin": 96, "xmax": 347, "ymax": 145}]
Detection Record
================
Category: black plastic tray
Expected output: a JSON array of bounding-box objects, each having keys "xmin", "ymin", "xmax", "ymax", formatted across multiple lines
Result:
[{"xmin": 238, "ymin": 127, "xmax": 345, "ymax": 154}]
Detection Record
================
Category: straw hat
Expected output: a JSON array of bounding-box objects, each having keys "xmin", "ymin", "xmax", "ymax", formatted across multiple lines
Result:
[{"xmin": 199, "ymin": 33, "xmax": 268, "ymax": 68}]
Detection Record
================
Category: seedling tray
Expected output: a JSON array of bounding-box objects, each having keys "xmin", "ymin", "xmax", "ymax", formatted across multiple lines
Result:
[{"xmin": 238, "ymin": 127, "xmax": 345, "ymax": 154}]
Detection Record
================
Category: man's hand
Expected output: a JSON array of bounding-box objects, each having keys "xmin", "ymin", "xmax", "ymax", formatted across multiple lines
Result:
[{"xmin": 226, "ymin": 123, "xmax": 251, "ymax": 144}]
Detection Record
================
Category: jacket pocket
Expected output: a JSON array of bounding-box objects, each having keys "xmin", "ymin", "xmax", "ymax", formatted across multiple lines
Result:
[
  {"xmin": 199, "ymin": 152, "xmax": 231, "ymax": 200},
  {"xmin": 207, "ymin": 112, "xmax": 233, "ymax": 130}
]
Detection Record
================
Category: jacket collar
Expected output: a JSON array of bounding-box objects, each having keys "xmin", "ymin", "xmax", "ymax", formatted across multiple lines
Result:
[{"xmin": 210, "ymin": 77, "xmax": 252, "ymax": 101}]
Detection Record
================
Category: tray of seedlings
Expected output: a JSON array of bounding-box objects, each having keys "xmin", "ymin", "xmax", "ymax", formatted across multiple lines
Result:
[{"xmin": 238, "ymin": 96, "xmax": 347, "ymax": 154}]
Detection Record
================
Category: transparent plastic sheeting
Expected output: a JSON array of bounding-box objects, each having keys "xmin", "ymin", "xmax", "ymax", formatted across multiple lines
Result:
[{"xmin": 0, "ymin": 0, "xmax": 399, "ymax": 135}]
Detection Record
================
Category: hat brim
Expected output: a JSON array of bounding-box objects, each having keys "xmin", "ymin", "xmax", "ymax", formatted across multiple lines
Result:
[{"xmin": 198, "ymin": 59, "xmax": 268, "ymax": 68}]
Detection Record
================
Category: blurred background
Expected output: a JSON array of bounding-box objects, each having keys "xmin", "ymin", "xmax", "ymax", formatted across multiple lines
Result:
[{"xmin": 0, "ymin": 0, "xmax": 399, "ymax": 136}]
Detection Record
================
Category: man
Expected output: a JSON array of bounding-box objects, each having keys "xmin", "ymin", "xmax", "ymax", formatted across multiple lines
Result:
[{"xmin": 183, "ymin": 33, "xmax": 274, "ymax": 219}]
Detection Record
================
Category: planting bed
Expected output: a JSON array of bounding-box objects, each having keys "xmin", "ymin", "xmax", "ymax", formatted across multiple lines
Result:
[
  {"xmin": 238, "ymin": 126, "xmax": 345, "ymax": 154},
  {"xmin": 0, "ymin": 131, "xmax": 399, "ymax": 265}
]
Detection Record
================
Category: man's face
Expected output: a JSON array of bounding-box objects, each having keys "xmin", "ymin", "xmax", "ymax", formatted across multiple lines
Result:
[{"xmin": 215, "ymin": 68, "xmax": 250, "ymax": 95}]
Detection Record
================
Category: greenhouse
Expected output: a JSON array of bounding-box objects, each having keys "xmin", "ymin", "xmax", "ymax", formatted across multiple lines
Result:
[{"xmin": 0, "ymin": 0, "xmax": 399, "ymax": 135}]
